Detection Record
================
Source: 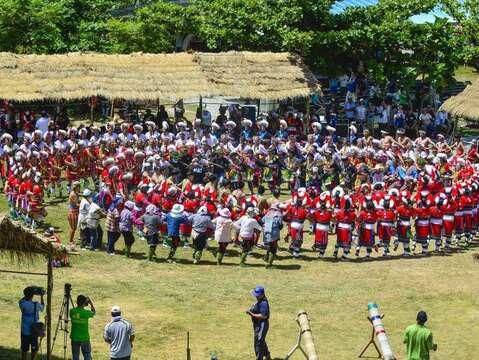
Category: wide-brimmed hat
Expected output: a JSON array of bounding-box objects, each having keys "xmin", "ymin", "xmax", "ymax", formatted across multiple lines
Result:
[
  {"xmin": 82, "ymin": 189, "xmax": 92, "ymax": 197},
  {"xmin": 218, "ymin": 207, "xmax": 231, "ymax": 218},
  {"xmin": 171, "ymin": 204, "xmax": 184, "ymax": 216}
]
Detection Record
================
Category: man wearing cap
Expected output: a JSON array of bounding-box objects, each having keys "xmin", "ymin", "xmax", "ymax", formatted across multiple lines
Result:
[
  {"xmin": 246, "ymin": 286, "xmax": 271, "ymax": 360},
  {"xmin": 403, "ymin": 311, "xmax": 437, "ymax": 360},
  {"xmin": 104, "ymin": 306, "xmax": 135, "ymax": 360}
]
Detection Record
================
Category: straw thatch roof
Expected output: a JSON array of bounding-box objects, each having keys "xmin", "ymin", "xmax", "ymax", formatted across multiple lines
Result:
[
  {"xmin": 193, "ymin": 52, "xmax": 318, "ymax": 100},
  {"xmin": 0, "ymin": 216, "xmax": 66, "ymax": 262},
  {"xmin": 440, "ymin": 79, "xmax": 479, "ymax": 120},
  {"xmin": 0, "ymin": 51, "xmax": 319, "ymax": 102}
]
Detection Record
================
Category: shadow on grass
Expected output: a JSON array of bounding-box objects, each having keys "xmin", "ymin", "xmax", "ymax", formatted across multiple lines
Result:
[{"xmin": 0, "ymin": 346, "xmax": 64, "ymax": 360}]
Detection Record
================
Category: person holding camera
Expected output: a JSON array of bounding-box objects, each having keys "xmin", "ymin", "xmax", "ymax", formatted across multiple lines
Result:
[
  {"xmin": 246, "ymin": 286, "xmax": 271, "ymax": 360},
  {"xmin": 70, "ymin": 295, "xmax": 96, "ymax": 360},
  {"xmin": 19, "ymin": 286, "xmax": 45, "ymax": 360}
]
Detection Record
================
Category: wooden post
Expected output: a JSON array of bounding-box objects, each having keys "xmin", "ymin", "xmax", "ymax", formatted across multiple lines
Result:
[
  {"xmin": 305, "ymin": 96, "xmax": 310, "ymax": 136},
  {"xmin": 46, "ymin": 257, "xmax": 53, "ymax": 360},
  {"xmin": 199, "ymin": 95, "xmax": 203, "ymax": 122},
  {"xmin": 110, "ymin": 98, "xmax": 115, "ymax": 119}
]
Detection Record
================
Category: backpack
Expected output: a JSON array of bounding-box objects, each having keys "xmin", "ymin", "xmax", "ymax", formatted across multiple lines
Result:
[{"xmin": 30, "ymin": 302, "xmax": 45, "ymax": 338}]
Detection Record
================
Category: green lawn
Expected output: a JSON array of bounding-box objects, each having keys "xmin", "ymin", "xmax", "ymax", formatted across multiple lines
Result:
[{"xmin": 1, "ymin": 195, "xmax": 478, "ymax": 360}]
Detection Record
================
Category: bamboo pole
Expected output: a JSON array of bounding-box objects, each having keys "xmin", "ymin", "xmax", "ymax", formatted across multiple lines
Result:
[
  {"xmin": 0, "ymin": 269, "xmax": 48, "ymax": 276},
  {"xmin": 46, "ymin": 257, "xmax": 53, "ymax": 360},
  {"xmin": 296, "ymin": 310, "xmax": 319, "ymax": 360}
]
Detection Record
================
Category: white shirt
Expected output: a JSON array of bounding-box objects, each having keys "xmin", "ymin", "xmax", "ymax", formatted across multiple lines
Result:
[
  {"xmin": 86, "ymin": 202, "xmax": 101, "ymax": 228},
  {"xmin": 213, "ymin": 216, "xmax": 233, "ymax": 243},
  {"xmin": 36, "ymin": 117, "xmax": 50, "ymax": 135},
  {"xmin": 78, "ymin": 198, "xmax": 90, "ymax": 227},
  {"xmin": 234, "ymin": 216, "xmax": 262, "ymax": 238}
]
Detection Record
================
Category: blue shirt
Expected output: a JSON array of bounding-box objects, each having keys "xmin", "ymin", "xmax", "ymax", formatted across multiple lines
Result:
[
  {"xmin": 166, "ymin": 214, "xmax": 187, "ymax": 237},
  {"xmin": 241, "ymin": 129, "xmax": 253, "ymax": 140},
  {"xmin": 262, "ymin": 214, "xmax": 282, "ymax": 243},
  {"xmin": 275, "ymin": 129, "xmax": 288, "ymax": 141},
  {"xmin": 19, "ymin": 299, "xmax": 44, "ymax": 335},
  {"xmin": 258, "ymin": 130, "xmax": 271, "ymax": 140},
  {"xmin": 251, "ymin": 298, "xmax": 270, "ymax": 337}
]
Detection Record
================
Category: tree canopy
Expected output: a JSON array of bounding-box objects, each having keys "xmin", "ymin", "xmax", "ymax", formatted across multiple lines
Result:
[{"xmin": 0, "ymin": 0, "xmax": 476, "ymax": 91}]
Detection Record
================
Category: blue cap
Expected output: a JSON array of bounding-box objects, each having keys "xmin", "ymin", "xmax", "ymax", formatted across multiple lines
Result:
[{"xmin": 251, "ymin": 286, "xmax": 265, "ymax": 297}]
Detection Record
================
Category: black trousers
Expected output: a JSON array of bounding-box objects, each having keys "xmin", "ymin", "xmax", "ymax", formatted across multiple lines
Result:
[
  {"xmin": 193, "ymin": 233, "xmax": 208, "ymax": 251},
  {"xmin": 254, "ymin": 326, "xmax": 269, "ymax": 360}
]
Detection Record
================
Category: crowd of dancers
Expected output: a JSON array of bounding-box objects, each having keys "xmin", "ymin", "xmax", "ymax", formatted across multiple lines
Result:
[{"xmin": 2, "ymin": 107, "xmax": 479, "ymax": 266}]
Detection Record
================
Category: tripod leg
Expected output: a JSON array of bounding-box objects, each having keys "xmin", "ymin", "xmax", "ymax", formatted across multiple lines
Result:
[{"xmin": 51, "ymin": 297, "xmax": 67, "ymax": 354}]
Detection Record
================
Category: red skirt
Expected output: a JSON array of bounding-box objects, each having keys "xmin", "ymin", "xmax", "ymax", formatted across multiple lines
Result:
[
  {"xmin": 289, "ymin": 221, "xmax": 304, "ymax": 242},
  {"xmin": 377, "ymin": 222, "xmax": 394, "ymax": 241},
  {"xmin": 464, "ymin": 212, "xmax": 474, "ymax": 231},
  {"xmin": 430, "ymin": 219, "xmax": 442, "ymax": 238},
  {"xmin": 415, "ymin": 220, "xmax": 430, "ymax": 240},
  {"xmin": 397, "ymin": 219, "xmax": 411, "ymax": 240},
  {"xmin": 159, "ymin": 223, "xmax": 167, "ymax": 235},
  {"xmin": 314, "ymin": 223, "xmax": 329, "ymax": 245},
  {"xmin": 455, "ymin": 213, "xmax": 464, "ymax": 232},
  {"xmin": 359, "ymin": 225, "xmax": 375, "ymax": 247},
  {"xmin": 336, "ymin": 223, "xmax": 352, "ymax": 245}
]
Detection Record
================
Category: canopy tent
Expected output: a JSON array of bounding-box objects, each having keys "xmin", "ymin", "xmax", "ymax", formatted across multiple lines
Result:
[
  {"xmin": 440, "ymin": 79, "xmax": 479, "ymax": 120},
  {"xmin": 0, "ymin": 51, "xmax": 319, "ymax": 102},
  {"xmin": 0, "ymin": 215, "xmax": 67, "ymax": 360}
]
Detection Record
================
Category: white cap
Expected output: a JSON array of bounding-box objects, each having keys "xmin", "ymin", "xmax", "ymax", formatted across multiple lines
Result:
[{"xmin": 111, "ymin": 305, "xmax": 121, "ymax": 314}]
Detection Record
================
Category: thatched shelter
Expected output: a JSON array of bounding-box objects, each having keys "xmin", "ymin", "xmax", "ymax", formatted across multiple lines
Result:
[
  {"xmin": 0, "ymin": 215, "xmax": 67, "ymax": 360},
  {"xmin": 194, "ymin": 52, "xmax": 318, "ymax": 100},
  {"xmin": 440, "ymin": 79, "xmax": 479, "ymax": 120},
  {"xmin": 0, "ymin": 216, "xmax": 66, "ymax": 261},
  {"xmin": 0, "ymin": 51, "xmax": 319, "ymax": 102}
]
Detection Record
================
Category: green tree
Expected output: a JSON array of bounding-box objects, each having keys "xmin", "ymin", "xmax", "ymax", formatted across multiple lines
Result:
[
  {"xmin": 441, "ymin": 0, "xmax": 479, "ymax": 68},
  {"xmin": 107, "ymin": 1, "xmax": 195, "ymax": 53}
]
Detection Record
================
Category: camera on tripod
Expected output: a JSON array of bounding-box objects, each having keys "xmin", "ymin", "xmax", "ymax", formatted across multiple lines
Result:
[
  {"xmin": 52, "ymin": 283, "xmax": 75, "ymax": 360},
  {"xmin": 64, "ymin": 283, "xmax": 72, "ymax": 296}
]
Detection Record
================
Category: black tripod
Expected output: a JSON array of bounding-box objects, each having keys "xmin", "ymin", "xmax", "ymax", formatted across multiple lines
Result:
[{"xmin": 51, "ymin": 283, "xmax": 74, "ymax": 360}]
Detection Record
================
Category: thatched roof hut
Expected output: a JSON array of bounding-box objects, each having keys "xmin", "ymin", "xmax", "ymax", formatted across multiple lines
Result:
[
  {"xmin": 0, "ymin": 215, "xmax": 66, "ymax": 262},
  {"xmin": 194, "ymin": 52, "xmax": 318, "ymax": 100},
  {"xmin": 0, "ymin": 51, "xmax": 319, "ymax": 102},
  {"xmin": 440, "ymin": 79, "xmax": 479, "ymax": 120},
  {"xmin": 0, "ymin": 215, "xmax": 67, "ymax": 360}
]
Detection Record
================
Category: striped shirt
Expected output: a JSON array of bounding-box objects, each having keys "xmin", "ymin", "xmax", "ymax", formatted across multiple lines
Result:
[{"xmin": 105, "ymin": 209, "xmax": 120, "ymax": 233}]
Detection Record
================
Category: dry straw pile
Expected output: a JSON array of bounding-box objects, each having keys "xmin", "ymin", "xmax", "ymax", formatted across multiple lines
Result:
[
  {"xmin": 440, "ymin": 79, "xmax": 479, "ymax": 120},
  {"xmin": 0, "ymin": 51, "xmax": 319, "ymax": 102},
  {"xmin": 0, "ymin": 215, "xmax": 66, "ymax": 263}
]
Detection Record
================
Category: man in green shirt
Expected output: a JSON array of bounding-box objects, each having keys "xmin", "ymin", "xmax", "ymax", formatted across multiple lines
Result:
[
  {"xmin": 403, "ymin": 311, "xmax": 437, "ymax": 360},
  {"xmin": 70, "ymin": 295, "xmax": 96, "ymax": 360}
]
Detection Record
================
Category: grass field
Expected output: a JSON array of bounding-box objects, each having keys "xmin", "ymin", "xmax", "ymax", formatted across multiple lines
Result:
[{"xmin": 1, "ymin": 194, "xmax": 479, "ymax": 360}]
